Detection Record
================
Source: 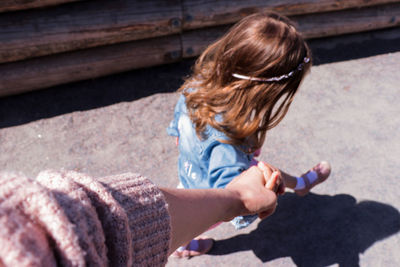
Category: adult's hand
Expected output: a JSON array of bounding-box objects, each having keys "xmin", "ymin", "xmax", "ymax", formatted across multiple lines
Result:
[{"xmin": 225, "ymin": 165, "xmax": 280, "ymax": 220}]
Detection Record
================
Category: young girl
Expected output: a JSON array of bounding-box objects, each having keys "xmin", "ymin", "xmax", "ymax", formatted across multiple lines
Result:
[{"xmin": 167, "ymin": 12, "xmax": 331, "ymax": 257}]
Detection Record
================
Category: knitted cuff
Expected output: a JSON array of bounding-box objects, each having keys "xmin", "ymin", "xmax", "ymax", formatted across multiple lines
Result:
[{"xmin": 98, "ymin": 173, "xmax": 171, "ymax": 267}]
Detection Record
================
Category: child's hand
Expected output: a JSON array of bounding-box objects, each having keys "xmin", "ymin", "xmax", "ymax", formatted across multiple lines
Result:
[{"xmin": 257, "ymin": 161, "xmax": 285, "ymax": 195}]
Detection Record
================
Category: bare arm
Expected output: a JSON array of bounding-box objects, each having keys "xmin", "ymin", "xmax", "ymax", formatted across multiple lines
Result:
[{"xmin": 161, "ymin": 165, "xmax": 280, "ymax": 254}]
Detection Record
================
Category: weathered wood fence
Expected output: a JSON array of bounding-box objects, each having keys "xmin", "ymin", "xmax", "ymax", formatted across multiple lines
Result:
[{"xmin": 1, "ymin": 0, "xmax": 399, "ymax": 97}]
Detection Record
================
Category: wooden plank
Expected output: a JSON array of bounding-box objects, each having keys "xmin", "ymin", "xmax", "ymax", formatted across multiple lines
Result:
[
  {"xmin": 2, "ymin": 0, "xmax": 400, "ymax": 65},
  {"xmin": 181, "ymin": 25, "xmax": 228, "ymax": 58},
  {"xmin": 182, "ymin": 3, "xmax": 400, "ymax": 57},
  {"xmin": 0, "ymin": 0, "xmax": 182, "ymax": 64},
  {"xmin": 0, "ymin": 35, "xmax": 181, "ymax": 97},
  {"xmin": 0, "ymin": 0, "xmax": 83, "ymax": 13},
  {"xmin": 297, "ymin": 3, "xmax": 400, "ymax": 38},
  {"xmin": 1, "ymin": 3, "xmax": 400, "ymax": 97},
  {"xmin": 182, "ymin": 0, "xmax": 400, "ymax": 29}
]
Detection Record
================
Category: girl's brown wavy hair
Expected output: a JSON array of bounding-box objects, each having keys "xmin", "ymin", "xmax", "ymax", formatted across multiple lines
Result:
[{"xmin": 179, "ymin": 12, "xmax": 311, "ymax": 153}]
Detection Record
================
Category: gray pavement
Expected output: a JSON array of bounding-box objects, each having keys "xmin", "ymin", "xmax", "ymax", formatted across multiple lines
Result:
[{"xmin": 1, "ymin": 30, "xmax": 400, "ymax": 266}]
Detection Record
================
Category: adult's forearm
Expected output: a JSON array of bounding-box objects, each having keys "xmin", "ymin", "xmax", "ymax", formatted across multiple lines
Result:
[{"xmin": 160, "ymin": 187, "xmax": 241, "ymax": 254}]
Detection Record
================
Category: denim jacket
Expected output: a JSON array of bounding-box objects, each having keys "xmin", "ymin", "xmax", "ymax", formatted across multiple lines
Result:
[{"xmin": 167, "ymin": 93, "xmax": 258, "ymax": 229}]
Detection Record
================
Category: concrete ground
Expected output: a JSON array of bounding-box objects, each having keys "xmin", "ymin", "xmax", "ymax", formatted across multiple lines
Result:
[{"xmin": 1, "ymin": 28, "xmax": 400, "ymax": 266}]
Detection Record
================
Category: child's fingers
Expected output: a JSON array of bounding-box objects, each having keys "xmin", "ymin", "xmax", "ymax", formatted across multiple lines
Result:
[
  {"xmin": 258, "ymin": 162, "xmax": 282, "ymax": 193},
  {"xmin": 257, "ymin": 161, "xmax": 273, "ymax": 180},
  {"xmin": 258, "ymin": 161, "xmax": 280, "ymax": 176},
  {"xmin": 257, "ymin": 161, "xmax": 269, "ymax": 172},
  {"xmin": 265, "ymin": 171, "xmax": 279, "ymax": 191}
]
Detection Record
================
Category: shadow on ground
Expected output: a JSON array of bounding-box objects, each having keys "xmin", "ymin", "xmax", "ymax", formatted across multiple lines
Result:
[
  {"xmin": 1, "ymin": 27, "xmax": 400, "ymax": 128},
  {"xmin": 209, "ymin": 193, "xmax": 400, "ymax": 267}
]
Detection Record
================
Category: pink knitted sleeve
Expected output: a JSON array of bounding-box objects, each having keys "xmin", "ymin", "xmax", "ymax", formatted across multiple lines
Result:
[
  {"xmin": 97, "ymin": 173, "xmax": 171, "ymax": 266},
  {"xmin": 0, "ymin": 171, "xmax": 171, "ymax": 267}
]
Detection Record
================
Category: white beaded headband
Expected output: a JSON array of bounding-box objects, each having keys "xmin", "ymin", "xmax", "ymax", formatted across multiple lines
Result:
[{"xmin": 232, "ymin": 57, "xmax": 310, "ymax": 82}]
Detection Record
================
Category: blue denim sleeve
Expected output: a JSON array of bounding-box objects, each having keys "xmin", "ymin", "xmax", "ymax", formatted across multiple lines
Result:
[
  {"xmin": 166, "ymin": 94, "xmax": 186, "ymax": 137},
  {"xmin": 207, "ymin": 142, "xmax": 249, "ymax": 189},
  {"xmin": 207, "ymin": 142, "xmax": 258, "ymax": 229}
]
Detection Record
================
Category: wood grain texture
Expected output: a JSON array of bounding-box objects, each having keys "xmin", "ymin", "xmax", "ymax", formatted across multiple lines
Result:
[
  {"xmin": 182, "ymin": 3, "xmax": 400, "ymax": 57},
  {"xmin": 297, "ymin": 2, "xmax": 400, "ymax": 38},
  {"xmin": 0, "ymin": 0, "xmax": 182, "ymax": 64},
  {"xmin": 0, "ymin": 35, "xmax": 181, "ymax": 97},
  {"xmin": 1, "ymin": 1, "xmax": 400, "ymax": 96},
  {"xmin": 2, "ymin": 0, "xmax": 400, "ymax": 64},
  {"xmin": 182, "ymin": 0, "xmax": 400, "ymax": 29},
  {"xmin": 0, "ymin": 0, "xmax": 83, "ymax": 13}
]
